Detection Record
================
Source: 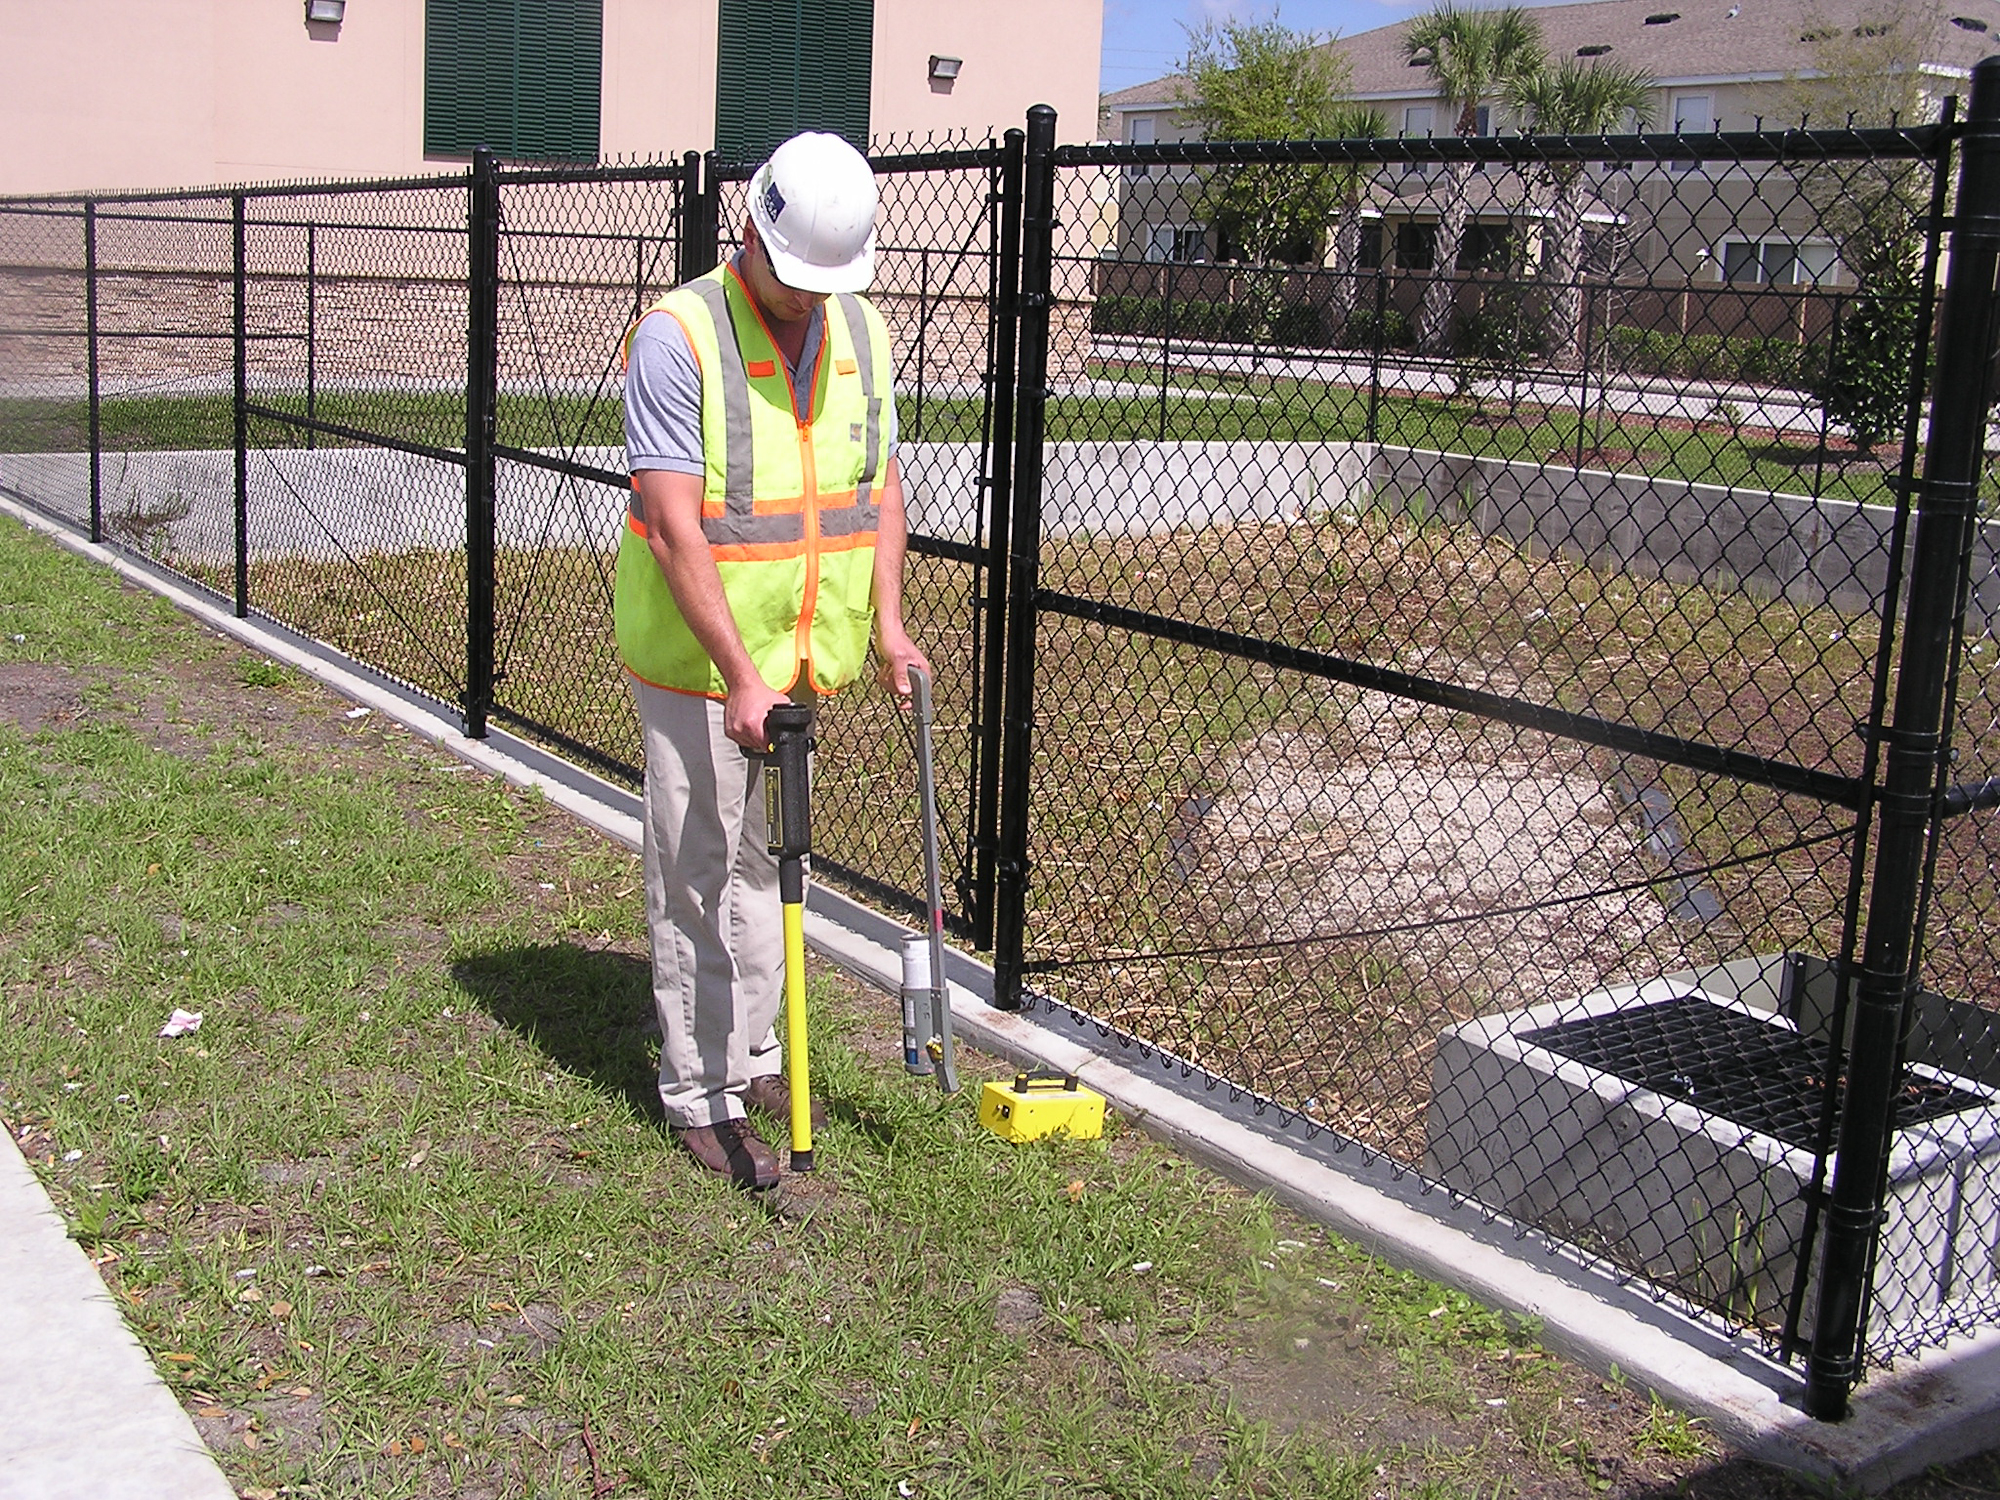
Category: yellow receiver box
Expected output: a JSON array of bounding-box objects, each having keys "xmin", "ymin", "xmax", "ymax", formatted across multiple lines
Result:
[{"xmin": 978, "ymin": 1072, "xmax": 1106, "ymax": 1143}]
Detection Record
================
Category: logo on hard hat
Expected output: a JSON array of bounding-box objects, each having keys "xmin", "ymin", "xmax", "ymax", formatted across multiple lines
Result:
[{"xmin": 762, "ymin": 181, "xmax": 787, "ymax": 227}]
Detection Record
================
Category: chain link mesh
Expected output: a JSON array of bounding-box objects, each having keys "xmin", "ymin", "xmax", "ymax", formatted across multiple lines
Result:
[
  {"xmin": 1018, "ymin": 122, "xmax": 1994, "ymax": 1365},
  {"xmin": 0, "ymin": 203, "xmax": 93, "ymax": 531}
]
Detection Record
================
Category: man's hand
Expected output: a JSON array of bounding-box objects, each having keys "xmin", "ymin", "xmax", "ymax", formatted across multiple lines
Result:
[
  {"xmin": 723, "ymin": 676, "xmax": 790, "ymax": 752},
  {"xmin": 874, "ymin": 622, "xmax": 932, "ymax": 701}
]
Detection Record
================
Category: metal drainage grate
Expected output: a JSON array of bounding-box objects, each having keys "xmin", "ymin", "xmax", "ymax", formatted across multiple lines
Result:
[{"xmin": 1523, "ymin": 995, "xmax": 1989, "ymax": 1152}]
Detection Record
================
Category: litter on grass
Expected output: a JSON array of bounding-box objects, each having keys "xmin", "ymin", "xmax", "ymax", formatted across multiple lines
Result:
[{"xmin": 158, "ymin": 1008, "xmax": 203, "ymax": 1038}]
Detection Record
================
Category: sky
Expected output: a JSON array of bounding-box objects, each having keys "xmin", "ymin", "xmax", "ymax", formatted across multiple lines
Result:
[{"xmin": 1099, "ymin": 0, "xmax": 1563, "ymax": 94}]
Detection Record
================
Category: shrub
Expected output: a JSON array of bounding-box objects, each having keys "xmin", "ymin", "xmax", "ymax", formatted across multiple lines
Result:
[
  {"xmin": 1342, "ymin": 305, "xmax": 1416, "ymax": 351},
  {"xmin": 1599, "ymin": 325, "xmax": 1823, "ymax": 391},
  {"xmin": 1815, "ymin": 271, "xmax": 1920, "ymax": 453},
  {"xmin": 1269, "ymin": 301, "xmax": 1332, "ymax": 348}
]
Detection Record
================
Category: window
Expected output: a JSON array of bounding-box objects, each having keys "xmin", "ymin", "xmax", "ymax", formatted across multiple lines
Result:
[
  {"xmin": 1459, "ymin": 223, "xmax": 1512, "ymax": 272},
  {"xmin": 1670, "ymin": 93, "xmax": 1712, "ymax": 172},
  {"xmin": 1395, "ymin": 222, "xmax": 1438, "ymax": 271},
  {"xmin": 1126, "ymin": 114, "xmax": 1155, "ymax": 179},
  {"xmin": 1721, "ymin": 238, "xmax": 1838, "ymax": 285},
  {"xmin": 715, "ymin": 0, "xmax": 874, "ymax": 163},
  {"xmin": 1403, "ymin": 105, "xmax": 1437, "ymax": 178},
  {"xmin": 424, "ymin": 0, "xmax": 602, "ymax": 161},
  {"xmin": 1147, "ymin": 224, "xmax": 1205, "ymax": 263}
]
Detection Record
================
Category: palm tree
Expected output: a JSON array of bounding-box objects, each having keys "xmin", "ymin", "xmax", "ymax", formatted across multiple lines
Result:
[
  {"xmin": 1506, "ymin": 58, "xmax": 1655, "ymax": 365},
  {"xmin": 1401, "ymin": 4, "xmax": 1544, "ymax": 354},
  {"xmin": 1326, "ymin": 102, "xmax": 1391, "ymax": 333}
]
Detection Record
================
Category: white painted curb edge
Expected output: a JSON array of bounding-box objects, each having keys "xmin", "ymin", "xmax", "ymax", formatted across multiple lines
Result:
[{"xmin": 8, "ymin": 494, "xmax": 1998, "ymax": 1493}]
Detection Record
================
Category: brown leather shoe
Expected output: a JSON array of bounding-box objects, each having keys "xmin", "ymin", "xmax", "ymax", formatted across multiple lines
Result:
[
  {"xmin": 675, "ymin": 1117, "xmax": 779, "ymax": 1190},
  {"xmin": 743, "ymin": 1074, "xmax": 827, "ymax": 1130}
]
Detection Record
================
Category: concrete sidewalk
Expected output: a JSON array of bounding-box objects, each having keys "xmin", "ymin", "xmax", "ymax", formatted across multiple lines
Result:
[{"xmin": 0, "ymin": 1128, "xmax": 235, "ymax": 1500}]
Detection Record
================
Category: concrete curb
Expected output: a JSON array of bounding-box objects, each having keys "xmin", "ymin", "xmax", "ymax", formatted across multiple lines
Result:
[
  {"xmin": 5, "ymin": 493, "xmax": 1998, "ymax": 1492},
  {"xmin": 0, "ymin": 1129, "xmax": 237, "ymax": 1500}
]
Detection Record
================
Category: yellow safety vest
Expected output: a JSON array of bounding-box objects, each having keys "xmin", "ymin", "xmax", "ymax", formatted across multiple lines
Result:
[{"xmin": 614, "ymin": 264, "xmax": 893, "ymax": 697}]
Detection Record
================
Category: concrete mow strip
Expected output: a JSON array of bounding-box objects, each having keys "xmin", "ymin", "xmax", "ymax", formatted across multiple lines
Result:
[
  {"xmin": 4, "ymin": 491, "xmax": 1999, "ymax": 1491},
  {"xmin": 0, "ymin": 1129, "xmax": 235, "ymax": 1500}
]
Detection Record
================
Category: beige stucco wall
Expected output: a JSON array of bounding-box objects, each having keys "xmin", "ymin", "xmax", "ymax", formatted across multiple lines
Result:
[
  {"xmin": 0, "ymin": 0, "xmax": 1100, "ymax": 196},
  {"xmin": 870, "ymin": 0, "xmax": 1100, "ymax": 146}
]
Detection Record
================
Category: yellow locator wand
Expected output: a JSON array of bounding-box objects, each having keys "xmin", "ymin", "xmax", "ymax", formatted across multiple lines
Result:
[{"xmin": 762, "ymin": 700, "xmax": 817, "ymax": 1173}]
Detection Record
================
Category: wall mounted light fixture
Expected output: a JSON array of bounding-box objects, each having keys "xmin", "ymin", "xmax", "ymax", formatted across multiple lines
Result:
[
  {"xmin": 306, "ymin": 0, "xmax": 346, "ymax": 23},
  {"xmin": 928, "ymin": 55, "xmax": 962, "ymax": 82}
]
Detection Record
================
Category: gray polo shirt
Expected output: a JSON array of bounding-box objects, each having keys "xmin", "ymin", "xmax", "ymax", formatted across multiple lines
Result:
[{"xmin": 625, "ymin": 269, "xmax": 896, "ymax": 476}]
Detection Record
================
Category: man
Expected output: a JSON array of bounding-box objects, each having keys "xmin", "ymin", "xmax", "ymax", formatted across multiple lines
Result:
[{"xmin": 615, "ymin": 131, "xmax": 929, "ymax": 1190}]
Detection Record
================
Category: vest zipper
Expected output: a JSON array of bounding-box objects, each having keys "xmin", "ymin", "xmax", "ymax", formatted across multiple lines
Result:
[{"xmin": 797, "ymin": 417, "xmax": 820, "ymax": 685}]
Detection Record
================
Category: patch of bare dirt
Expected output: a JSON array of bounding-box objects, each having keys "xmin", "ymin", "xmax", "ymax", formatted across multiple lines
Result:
[{"xmin": 0, "ymin": 661, "xmax": 87, "ymax": 733}]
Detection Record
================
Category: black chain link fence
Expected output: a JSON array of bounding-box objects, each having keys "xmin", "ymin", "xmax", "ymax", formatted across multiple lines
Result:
[
  {"xmin": 4, "ymin": 100, "xmax": 1998, "ymax": 1416},
  {"xmin": 993, "ymin": 105, "xmax": 2000, "ymax": 1403}
]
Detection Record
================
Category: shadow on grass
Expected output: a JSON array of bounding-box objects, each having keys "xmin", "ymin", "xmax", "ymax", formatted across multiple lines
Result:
[{"xmin": 451, "ymin": 943, "xmax": 661, "ymax": 1122}]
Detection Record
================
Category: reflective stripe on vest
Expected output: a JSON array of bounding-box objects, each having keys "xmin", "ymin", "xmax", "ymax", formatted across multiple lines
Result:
[{"xmin": 614, "ymin": 265, "xmax": 893, "ymax": 697}]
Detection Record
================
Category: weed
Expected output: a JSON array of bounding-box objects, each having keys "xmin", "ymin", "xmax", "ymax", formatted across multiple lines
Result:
[
  {"xmin": 1636, "ymin": 1395, "xmax": 1713, "ymax": 1460},
  {"xmin": 236, "ymin": 658, "xmax": 294, "ymax": 689}
]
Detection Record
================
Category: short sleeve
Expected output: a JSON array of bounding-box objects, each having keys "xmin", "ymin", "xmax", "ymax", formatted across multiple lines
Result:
[{"xmin": 624, "ymin": 312, "xmax": 707, "ymax": 477}]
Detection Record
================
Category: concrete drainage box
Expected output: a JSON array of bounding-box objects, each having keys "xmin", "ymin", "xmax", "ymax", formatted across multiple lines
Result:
[{"xmin": 1425, "ymin": 977, "xmax": 2000, "ymax": 1337}]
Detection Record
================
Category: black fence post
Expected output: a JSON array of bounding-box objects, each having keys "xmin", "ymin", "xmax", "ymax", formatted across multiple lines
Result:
[
  {"xmin": 971, "ymin": 127, "xmax": 1026, "ymax": 953},
  {"xmin": 914, "ymin": 245, "xmax": 929, "ymax": 441},
  {"xmin": 305, "ymin": 221, "xmax": 318, "ymax": 452},
  {"xmin": 1365, "ymin": 267, "xmax": 1386, "ymax": 447},
  {"xmin": 1159, "ymin": 258, "xmax": 1173, "ymax": 443},
  {"xmin": 1813, "ymin": 293, "xmax": 1841, "ymax": 499},
  {"xmin": 676, "ymin": 150, "xmax": 703, "ymax": 283},
  {"xmin": 684, "ymin": 152, "xmax": 720, "ymax": 281},
  {"xmin": 84, "ymin": 201, "xmax": 101, "ymax": 544},
  {"xmin": 233, "ymin": 193, "xmax": 249, "ymax": 617},
  {"xmin": 992, "ymin": 103, "xmax": 1057, "ymax": 1012},
  {"xmin": 1574, "ymin": 282, "xmax": 1596, "ymax": 469},
  {"xmin": 464, "ymin": 147, "xmax": 500, "ymax": 740},
  {"xmin": 1804, "ymin": 55, "xmax": 2000, "ymax": 1422}
]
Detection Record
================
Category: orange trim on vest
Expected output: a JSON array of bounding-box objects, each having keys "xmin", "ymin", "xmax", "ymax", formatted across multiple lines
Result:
[
  {"xmin": 707, "ymin": 528, "xmax": 877, "ymax": 563},
  {"xmin": 747, "ymin": 359, "xmax": 777, "ymax": 378}
]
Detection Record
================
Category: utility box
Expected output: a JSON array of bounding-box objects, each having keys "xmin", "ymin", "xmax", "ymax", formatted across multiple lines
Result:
[
  {"xmin": 1424, "ymin": 974, "xmax": 2000, "ymax": 1341},
  {"xmin": 979, "ymin": 1073, "xmax": 1107, "ymax": 1144}
]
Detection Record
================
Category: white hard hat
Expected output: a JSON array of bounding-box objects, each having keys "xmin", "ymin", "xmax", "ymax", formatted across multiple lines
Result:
[{"xmin": 747, "ymin": 132, "xmax": 878, "ymax": 294}]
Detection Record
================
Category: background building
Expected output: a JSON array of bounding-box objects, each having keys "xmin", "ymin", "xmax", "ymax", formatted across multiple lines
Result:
[
  {"xmin": 0, "ymin": 0, "xmax": 1102, "ymax": 196},
  {"xmin": 1099, "ymin": 0, "xmax": 1998, "ymax": 287}
]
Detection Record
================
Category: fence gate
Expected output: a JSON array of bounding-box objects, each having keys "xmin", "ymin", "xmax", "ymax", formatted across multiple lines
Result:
[
  {"xmin": 987, "ymin": 75, "xmax": 2000, "ymax": 1419},
  {"xmin": 706, "ymin": 137, "xmax": 1026, "ymax": 945}
]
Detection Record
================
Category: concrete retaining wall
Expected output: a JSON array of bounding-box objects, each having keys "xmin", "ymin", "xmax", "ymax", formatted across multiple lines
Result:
[{"xmin": 5, "ymin": 438, "xmax": 1992, "ymax": 632}]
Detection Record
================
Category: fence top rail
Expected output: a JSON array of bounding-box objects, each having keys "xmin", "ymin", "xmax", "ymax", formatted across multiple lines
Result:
[
  {"xmin": 0, "ymin": 170, "xmax": 471, "ymax": 209},
  {"xmin": 491, "ymin": 160, "xmax": 692, "ymax": 188},
  {"xmin": 1053, "ymin": 122, "xmax": 1949, "ymax": 170},
  {"xmin": 709, "ymin": 141, "xmax": 1006, "ymax": 183}
]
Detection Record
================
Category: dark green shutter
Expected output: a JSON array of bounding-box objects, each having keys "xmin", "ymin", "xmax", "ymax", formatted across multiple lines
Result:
[
  {"xmin": 426, "ymin": 0, "xmax": 602, "ymax": 161},
  {"xmin": 715, "ymin": 0, "xmax": 874, "ymax": 163}
]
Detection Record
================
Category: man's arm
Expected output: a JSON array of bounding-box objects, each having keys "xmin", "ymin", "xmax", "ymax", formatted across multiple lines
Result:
[
  {"xmin": 634, "ymin": 468, "xmax": 787, "ymax": 749},
  {"xmin": 871, "ymin": 453, "xmax": 931, "ymax": 698}
]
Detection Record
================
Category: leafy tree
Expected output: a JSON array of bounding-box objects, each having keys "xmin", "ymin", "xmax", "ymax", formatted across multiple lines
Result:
[
  {"xmin": 1506, "ymin": 57, "xmax": 1655, "ymax": 365},
  {"xmin": 1787, "ymin": 1, "xmax": 1941, "ymax": 450},
  {"xmin": 1174, "ymin": 18, "xmax": 1354, "ymax": 267},
  {"xmin": 1401, "ymin": 3, "xmax": 1545, "ymax": 354}
]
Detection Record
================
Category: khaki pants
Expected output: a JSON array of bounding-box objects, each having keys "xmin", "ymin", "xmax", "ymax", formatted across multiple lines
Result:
[{"xmin": 632, "ymin": 679, "xmax": 789, "ymax": 1129}]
